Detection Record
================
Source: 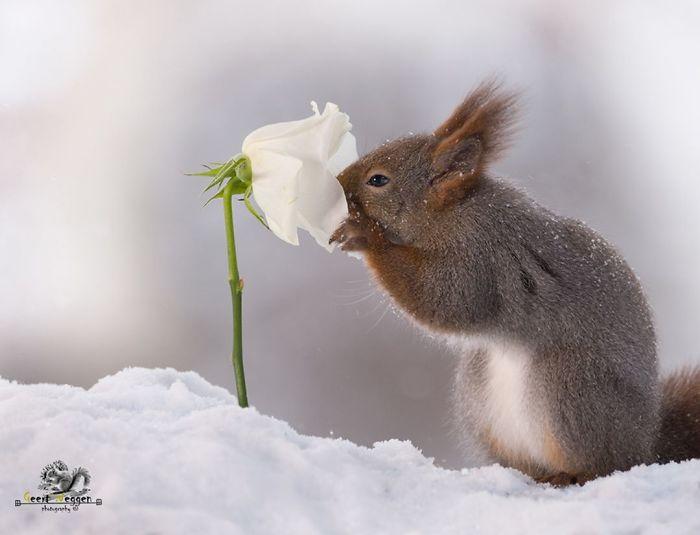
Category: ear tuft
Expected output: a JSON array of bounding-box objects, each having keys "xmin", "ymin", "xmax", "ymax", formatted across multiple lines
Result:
[{"xmin": 433, "ymin": 78, "xmax": 519, "ymax": 175}]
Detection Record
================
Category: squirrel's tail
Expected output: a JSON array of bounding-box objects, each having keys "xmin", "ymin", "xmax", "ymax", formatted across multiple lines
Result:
[
  {"xmin": 656, "ymin": 366, "xmax": 700, "ymax": 463},
  {"xmin": 67, "ymin": 467, "xmax": 91, "ymax": 491}
]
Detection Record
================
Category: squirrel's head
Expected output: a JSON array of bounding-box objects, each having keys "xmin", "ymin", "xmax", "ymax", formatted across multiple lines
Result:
[{"xmin": 331, "ymin": 81, "xmax": 518, "ymax": 252}]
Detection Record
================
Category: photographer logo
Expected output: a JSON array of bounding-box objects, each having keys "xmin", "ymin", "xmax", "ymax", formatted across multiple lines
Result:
[{"xmin": 14, "ymin": 460, "xmax": 103, "ymax": 513}]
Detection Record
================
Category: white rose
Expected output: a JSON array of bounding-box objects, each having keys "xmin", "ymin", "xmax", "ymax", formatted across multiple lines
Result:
[{"xmin": 242, "ymin": 102, "xmax": 357, "ymax": 251}]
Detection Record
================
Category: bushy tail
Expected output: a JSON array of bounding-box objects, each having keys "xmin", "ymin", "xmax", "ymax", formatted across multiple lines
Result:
[
  {"xmin": 656, "ymin": 367, "xmax": 700, "ymax": 463},
  {"xmin": 67, "ymin": 467, "xmax": 91, "ymax": 492}
]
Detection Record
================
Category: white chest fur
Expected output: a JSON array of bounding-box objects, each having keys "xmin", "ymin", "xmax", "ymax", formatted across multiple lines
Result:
[
  {"xmin": 483, "ymin": 340, "xmax": 547, "ymax": 464},
  {"xmin": 453, "ymin": 336, "xmax": 549, "ymax": 469},
  {"xmin": 382, "ymin": 292, "xmax": 555, "ymax": 472}
]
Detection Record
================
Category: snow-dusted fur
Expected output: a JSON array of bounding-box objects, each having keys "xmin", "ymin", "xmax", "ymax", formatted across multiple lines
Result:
[{"xmin": 331, "ymin": 81, "xmax": 700, "ymax": 482}]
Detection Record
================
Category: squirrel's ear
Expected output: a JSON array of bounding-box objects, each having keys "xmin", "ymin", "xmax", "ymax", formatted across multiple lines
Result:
[{"xmin": 428, "ymin": 80, "xmax": 518, "ymax": 210}]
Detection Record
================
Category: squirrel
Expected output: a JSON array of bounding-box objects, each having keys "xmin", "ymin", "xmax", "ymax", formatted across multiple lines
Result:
[
  {"xmin": 330, "ymin": 80, "xmax": 700, "ymax": 485},
  {"xmin": 39, "ymin": 460, "xmax": 91, "ymax": 496}
]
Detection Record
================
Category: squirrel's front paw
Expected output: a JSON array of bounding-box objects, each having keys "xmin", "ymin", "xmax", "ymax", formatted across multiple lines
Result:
[{"xmin": 330, "ymin": 218, "xmax": 368, "ymax": 251}]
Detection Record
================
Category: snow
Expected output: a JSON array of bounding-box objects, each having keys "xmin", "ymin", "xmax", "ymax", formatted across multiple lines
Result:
[{"xmin": 1, "ymin": 367, "xmax": 698, "ymax": 534}]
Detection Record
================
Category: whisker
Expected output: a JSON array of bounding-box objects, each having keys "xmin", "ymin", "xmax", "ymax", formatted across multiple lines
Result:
[
  {"xmin": 330, "ymin": 290, "xmax": 375, "ymax": 304},
  {"xmin": 368, "ymin": 302, "xmax": 391, "ymax": 332},
  {"xmin": 331, "ymin": 287, "xmax": 373, "ymax": 296},
  {"xmin": 361, "ymin": 294, "xmax": 386, "ymax": 318},
  {"xmin": 341, "ymin": 291, "xmax": 378, "ymax": 306}
]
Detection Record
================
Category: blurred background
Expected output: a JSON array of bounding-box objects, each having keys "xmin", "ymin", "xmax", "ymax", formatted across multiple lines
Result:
[{"xmin": 1, "ymin": 0, "xmax": 699, "ymax": 468}]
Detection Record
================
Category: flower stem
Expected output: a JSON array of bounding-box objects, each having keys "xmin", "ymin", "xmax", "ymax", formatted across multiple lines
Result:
[{"xmin": 222, "ymin": 181, "xmax": 248, "ymax": 407}]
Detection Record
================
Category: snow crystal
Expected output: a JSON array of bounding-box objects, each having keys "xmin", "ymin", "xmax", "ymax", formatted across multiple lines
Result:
[{"xmin": 1, "ymin": 367, "xmax": 698, "ymax": 534}]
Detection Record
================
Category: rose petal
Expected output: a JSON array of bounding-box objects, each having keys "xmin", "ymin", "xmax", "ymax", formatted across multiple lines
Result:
[
  {"xmin": 248, "ymin": 149, "xmax": 303, "ymax": 245},
  {"xmin": 328, "ymin": 131, "xmax": 358, "ymax": 177},
  {"xmin": 244, "ymin": 102, "xmax": 357, "ymax": 250}
]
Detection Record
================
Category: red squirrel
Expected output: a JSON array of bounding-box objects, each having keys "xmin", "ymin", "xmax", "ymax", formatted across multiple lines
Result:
[{"xmin": 330, "ymin": 80, "xmax": 700, "ymax": 485}]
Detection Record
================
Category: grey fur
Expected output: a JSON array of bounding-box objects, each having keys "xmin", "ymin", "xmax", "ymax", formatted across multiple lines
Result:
[{"xmin": 441, "ymin": 177, "xmax": 659, "ymax": 475}]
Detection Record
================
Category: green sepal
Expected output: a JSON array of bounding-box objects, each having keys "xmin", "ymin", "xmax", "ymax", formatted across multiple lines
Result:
[
  {"xmin": 185, "ymin": 161, "xmax": 232, "ymax": 177},
  {"xmin": 188, "ymin": 155, "xmax": 267, "ymax": 231},
  {"xmin": 185, "ymin": 167, "xmax": 219, "ymax": 178},
  {"xmin": 243, "ymin": 184, "xmax": 268, "ymax": 229},
  {"xmin": 203, "ymin": 174, "xmax": 227, "ymax": 194},
  {"xmin": 235, "ymin": 158, "xmax": 253, "ymax": 185},
  {"xmin": 203, "ymin": 191, "xmax": 224, "ymax": 207},
  {"xmin": 189, "ymin": 155, "xmax": 248, "ymax": 197}
]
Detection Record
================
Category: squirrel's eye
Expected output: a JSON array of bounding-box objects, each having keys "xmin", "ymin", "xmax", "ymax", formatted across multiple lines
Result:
[{"xmin": 367, "ymin": 174, "xmax": 390, "ymax": 187}]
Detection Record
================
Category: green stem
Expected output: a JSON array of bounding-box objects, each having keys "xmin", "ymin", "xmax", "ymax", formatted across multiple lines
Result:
[{"xmin": 222, "ymin": 181, "xmax": 248, "ymax": 407}]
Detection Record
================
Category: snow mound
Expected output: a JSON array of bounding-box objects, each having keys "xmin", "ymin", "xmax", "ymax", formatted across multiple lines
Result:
[{"xmin": 1, "ymin": 367, "xmax": 698, "ymax": 534}]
